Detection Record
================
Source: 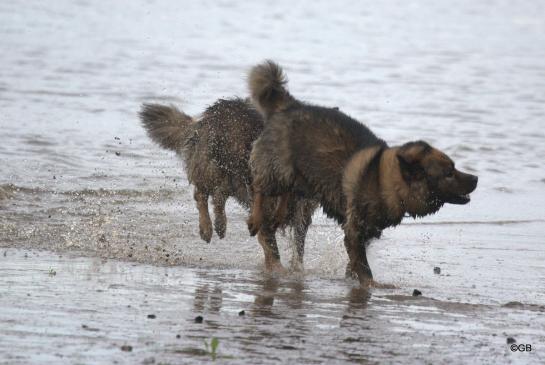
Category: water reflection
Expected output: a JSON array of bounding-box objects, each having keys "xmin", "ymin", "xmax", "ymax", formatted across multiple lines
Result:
[
  {"xmin": 5, "ymin": 249, "xmax": 544, "ymax": 364},
  {"xmin": 253, "ymin": 276, "xmax": 280, "ymax": 311},
  {"xmin": 193, "ymin": 284, "xmax": 223, "ymax": 313},
  {"xmin": 346, "ymin": 286, "xmax": 372, "ymax": 311}
]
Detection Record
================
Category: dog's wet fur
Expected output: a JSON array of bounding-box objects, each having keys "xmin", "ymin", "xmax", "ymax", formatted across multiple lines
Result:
[
  {"xmin": 140, "ymin": 98, "xmax": 317, "ymax": 271},
  {"xmin": 247, "ymin": 60, "xmax": 478, "ymax": 285}
]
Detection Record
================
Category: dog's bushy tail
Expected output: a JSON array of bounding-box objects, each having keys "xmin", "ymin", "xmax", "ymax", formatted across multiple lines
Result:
[
  {"xmin": 139, "ymin": 103, "xmax": 193, "ymax": 151},
  {"xmin": 248, "ymin": 60, "xmax": 295, "ymax": 117}
]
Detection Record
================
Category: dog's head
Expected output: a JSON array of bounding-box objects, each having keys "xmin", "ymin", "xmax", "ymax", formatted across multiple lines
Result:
[{"xmin": 396, "ymin": 141, "xmax": 478, "ymax": 217}]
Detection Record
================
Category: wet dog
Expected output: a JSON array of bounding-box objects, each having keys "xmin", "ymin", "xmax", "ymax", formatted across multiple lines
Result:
[
  {"xmin": 140, "ymin": 98, "xmax": 317, "ymax": 271},
  {"xmin": 247, "ymin": 61, "xmax": 478, "ymax": 286}
]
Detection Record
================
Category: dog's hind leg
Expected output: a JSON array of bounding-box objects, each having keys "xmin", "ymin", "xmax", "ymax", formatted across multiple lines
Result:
[
  {"xmin": 257, "ymin": 224, "xmax": 286, "ymax": 273},
  {"xmin": 194, "ymin": 187, "xmax": 213, "ymax": 243},
  {"xmin": 273, "ymin": 193, "xmax": 290, "ymax": 230},
  {"xmin": 212, "ymin": 188, "xmax": 228, "ymax": 239},
  {"xmin": 247, "ymin": 190, "xmax": 264, "ymax": 236},
  {"xmin": 289, "ymin": 222, "xmax": 308, "ymax": 272},
  {"xmin": 289, "ymin": 201, "xmax": 314, "ymax": 272}
]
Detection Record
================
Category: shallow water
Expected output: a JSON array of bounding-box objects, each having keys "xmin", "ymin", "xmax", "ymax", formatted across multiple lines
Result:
[
  {"xmin": 2, "ymin": 248, "xmax": 544, "ymax": 364},
  {"xmin": 1, "ymin": 0, "xmax": 545, "ymax": 364}
]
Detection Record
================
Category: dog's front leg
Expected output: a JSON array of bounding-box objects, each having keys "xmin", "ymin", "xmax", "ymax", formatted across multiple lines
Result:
[
  {"xmin": 257, "ymin": 224, "xmax": 286, "ymax": 273},
  {"xmin": 343, "ymin": 224, "xmax": 373, "ymax": 286}
]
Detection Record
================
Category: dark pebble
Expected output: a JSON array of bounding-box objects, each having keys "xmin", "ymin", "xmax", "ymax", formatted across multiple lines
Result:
[
  {"xmin": 120, "ymin": 345, "xmax": 133, "ymax": 352},
  {"xmin": 503, "ymin": 301, "xmax": 523, "ymax": 308},
  {"xmin": 433, "ymin": 267, "xmax": 441, "ymax": 274},
  {"xmin": 194, "ymin": 315, "xmax": 204, "ymax": 323},
  {"xmin": 82, "ymin": 324, "xmax": 99, "ymax": 332},
  {"xmin": 115, "ymin": 151, "xmax": 121, "ymax": 156},
  {"xmin": 176, "ymin": 334, "xmax": 181, "ymax": 339},
  {"xmin": 412, "ymin": 289, "xmax": 422, "ymax": 297},
  {"xmin": 238, "ymin": 310, "xmax": 245, "ymax": 316},
  {"xmin": 506, "ymin": 337, "xmax": 516, "ymax": 344},
  {"xmin": 147, "ymin": 314, "xmax": 156, "ymax": 319}
]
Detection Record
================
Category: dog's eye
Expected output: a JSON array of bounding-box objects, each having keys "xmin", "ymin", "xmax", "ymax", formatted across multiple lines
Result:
[{"xmin": 445, "ymin": 170, "xmax": 454, "ymax": 178}]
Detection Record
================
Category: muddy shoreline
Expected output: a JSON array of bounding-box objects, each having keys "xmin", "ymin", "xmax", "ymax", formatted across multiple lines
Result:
[{"xmin": 2, "ymin": 245, "xmax": 544, "ymax": 364}]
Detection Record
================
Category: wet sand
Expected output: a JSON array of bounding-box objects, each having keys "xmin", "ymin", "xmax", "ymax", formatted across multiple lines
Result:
[
  {"xmin": 1, "ymin": 212, "xmax": 544, "ymax": 364},
  {"xmin": 1, "ymin": 247, "xmax": 544, "ymax": 365}
]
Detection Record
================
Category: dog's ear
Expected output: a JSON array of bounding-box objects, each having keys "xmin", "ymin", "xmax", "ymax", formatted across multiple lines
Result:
[{"xmin": 397, "ymin": 141, "xmax": 430, "ymax": 182}]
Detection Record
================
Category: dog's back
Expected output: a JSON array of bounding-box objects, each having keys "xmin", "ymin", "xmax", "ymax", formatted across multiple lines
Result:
[
  {"xmin": 140, "ymin": 99, "xmax": 260, "ymax": 206},
  {"xmin": 248, "ymin": 62, "xmax": 386, "ymax": 222}
]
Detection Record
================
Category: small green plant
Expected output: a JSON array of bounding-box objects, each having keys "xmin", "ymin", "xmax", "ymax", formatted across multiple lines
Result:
[
  {"xmin": 48, "ymin": 268, "xmax": 57, "ymax": 276},
  {"xmin": 203, "ymin": 337, "xmax": 219, "ymax": 360}
]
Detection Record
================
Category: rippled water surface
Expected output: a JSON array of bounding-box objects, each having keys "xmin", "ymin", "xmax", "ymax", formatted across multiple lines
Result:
[{"xmin": 1, "ymin": 0, "xmax": 545, "ymax": 364}]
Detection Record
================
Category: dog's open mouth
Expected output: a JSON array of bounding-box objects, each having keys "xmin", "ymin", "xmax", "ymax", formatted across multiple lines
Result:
[{"xmin": 446, "ymin": 194, "xmax": 471, "ymax": 205}]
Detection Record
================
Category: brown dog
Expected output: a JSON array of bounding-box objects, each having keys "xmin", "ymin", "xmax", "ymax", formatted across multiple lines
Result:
[
  {"xmin": 140, "ymin": 98, "xmax": 317, "ymax": 271},
  {"xmin": 247, "ymin": 61, "xmax": 478, "ymax": 285}
]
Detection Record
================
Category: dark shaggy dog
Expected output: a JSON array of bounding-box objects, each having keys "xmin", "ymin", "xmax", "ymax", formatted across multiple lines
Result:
[
  {"xmin": 140, "ymin": 98, "xmax": 317, "ymax": 271},
  {"xmin": 247, "ymin": 61, "xmax": 478, "ymax": 286}
]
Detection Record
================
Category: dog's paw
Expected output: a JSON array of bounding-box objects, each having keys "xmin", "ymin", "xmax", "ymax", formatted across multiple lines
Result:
[
  {"xmin": 289, "ymin": 259, "xmax": 304, "ymax": 273},
  {"xmin": 368, "ymin": 280, "xmax": 397, "ymax": 289},
  {"xmin": 199, "ymin": 224, "xmax": 213, "ymax": 243},
  {"xmin": 265, "ymin": 260, "xmax": 288, "ymax": 275},
  {"xmin": 247, "ymin": 216, "xmax": 261, "ymax": 236},
  {"xmin": 344, "ymin": 264, "xmax": 359, "ymax": 280},
  {"xmin": 214, "ymin": 220, "xmax": 226, "ymax": 239}
]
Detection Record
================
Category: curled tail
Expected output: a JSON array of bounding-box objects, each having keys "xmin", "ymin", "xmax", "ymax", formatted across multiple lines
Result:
[
  {"xmin": 139, "ymin": 103, "xmax": 193, "ymax": 151},
  {"xmin": 248, "ymin": 60, "xmax": 295, "ymax": 117}
]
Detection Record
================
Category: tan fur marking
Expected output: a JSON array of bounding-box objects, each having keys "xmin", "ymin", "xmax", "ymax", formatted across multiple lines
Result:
[
  {"xmin": 194, "ymin": 189, "xmax": 213, "ymax": 243},
  {"xmin": 398, "ymin": 143, "xmax": 428, "ymax": 164},
  {"xmin": 342, "ymin": 146, "xmax": 382, "ymax": 204},
  {"xmin": 378, "ymin": 148, "xmax": 408, "ymax": 221},
  {"xmin": 247, "ymin": 191, "xmax": 264, "ymax": 236},
  {"xmin": 422, "ymin": 148, "xmax": 452, "ymax": 170},
  {"xmin": 381, "ymin": 147, "xmax": 438, "ymax": 218}
]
